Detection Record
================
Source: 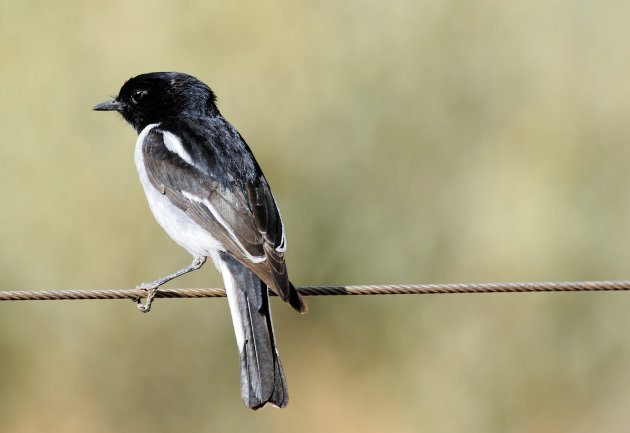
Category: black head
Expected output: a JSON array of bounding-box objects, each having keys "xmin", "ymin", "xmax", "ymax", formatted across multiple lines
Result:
[{"xmin": 93, "ymin": 72, "xmax": 219, "ymax": 132}]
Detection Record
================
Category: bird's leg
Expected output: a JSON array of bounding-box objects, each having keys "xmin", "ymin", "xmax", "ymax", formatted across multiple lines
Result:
[{"xmin": 135, "ymin": 256, "xmax": 207, "ymax": 313}]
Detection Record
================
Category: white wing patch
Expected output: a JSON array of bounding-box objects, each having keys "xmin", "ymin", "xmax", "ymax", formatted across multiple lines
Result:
[
  {"xmin": 182, "ymin": 191, "xmax": 267, "ymax": 264},
  {"xmin": 275, "ymin": 229, "xmax": 286, "ymax": 252},
  {"xmin": 267, "ymin": 189, "xmax": 287, "ymax": 253},
  {"xmin": 162, "ymin": 130, "xmax": 193, "ymax": 165}
]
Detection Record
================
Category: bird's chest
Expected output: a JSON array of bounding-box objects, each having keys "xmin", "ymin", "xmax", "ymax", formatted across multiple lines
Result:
[{"xmin": 133, "ymin": 124, "xmax": 224, "ymax": 256}]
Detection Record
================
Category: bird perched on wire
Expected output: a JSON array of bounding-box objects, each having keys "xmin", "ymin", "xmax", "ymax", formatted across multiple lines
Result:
[{"xmin": 93, "ymin": 72, "xmax": 307, "ymax": 409}]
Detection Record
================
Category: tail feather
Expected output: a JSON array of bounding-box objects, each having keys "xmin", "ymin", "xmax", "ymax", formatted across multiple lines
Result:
[{"xmin": 218, "ymin": 252, "xmax": 288, "ymax": 409}]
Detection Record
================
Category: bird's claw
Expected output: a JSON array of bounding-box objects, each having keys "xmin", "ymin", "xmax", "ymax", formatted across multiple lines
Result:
[{"xmin": 135, "ymin": 282, "xmax": 160, "ymax": 313}]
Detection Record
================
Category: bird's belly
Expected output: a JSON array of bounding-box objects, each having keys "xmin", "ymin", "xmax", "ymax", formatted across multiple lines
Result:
[
  {"xmin": 143, "ymin": 182, "xmax": 223, "ymax": 256},
  {"xmin": 135, "ymin": 124, "xmax": 223, "ymax": 257}
]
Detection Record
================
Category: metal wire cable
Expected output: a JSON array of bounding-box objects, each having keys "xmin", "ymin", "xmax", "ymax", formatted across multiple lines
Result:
[{"xmin": 1, "ymin": 280, "xmax": 629, "ymax": 302}]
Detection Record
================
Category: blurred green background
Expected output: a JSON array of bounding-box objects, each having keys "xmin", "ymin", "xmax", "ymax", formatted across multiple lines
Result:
[{"xmin": 2, "ymin": 0, "xmax": 630, "ymax": 431}]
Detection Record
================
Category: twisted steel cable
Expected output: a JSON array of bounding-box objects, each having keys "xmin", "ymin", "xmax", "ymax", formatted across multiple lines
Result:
[{"xmin": 1, "ymin": 280, "xmax": 629, "ymax": 302}]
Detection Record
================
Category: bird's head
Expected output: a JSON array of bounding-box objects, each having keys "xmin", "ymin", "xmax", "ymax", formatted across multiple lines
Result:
[{"xmin": 93, "ymin": 72, "xmax": 218, "ymax": 132}]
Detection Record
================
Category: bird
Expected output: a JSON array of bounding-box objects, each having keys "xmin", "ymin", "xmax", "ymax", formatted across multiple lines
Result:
[{"xmin": 93, "ymin": 72, "xmax": 307, "ymax": 409}]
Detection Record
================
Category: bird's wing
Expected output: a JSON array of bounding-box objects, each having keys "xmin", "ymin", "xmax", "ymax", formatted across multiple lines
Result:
[{"xmin": 141, "ymin": 125, "xmax": 305, "ymax": 311}]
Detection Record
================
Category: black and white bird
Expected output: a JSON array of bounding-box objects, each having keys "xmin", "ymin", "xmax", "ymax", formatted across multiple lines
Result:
[{"xmin": 93, "ymin": 72, "xmax": 307, "ymax": 409}]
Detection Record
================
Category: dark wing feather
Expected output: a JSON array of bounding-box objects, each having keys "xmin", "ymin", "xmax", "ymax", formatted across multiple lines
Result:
[
  {"xmin": 142, "ymin": 125, "xmax": 307, "ymax": 312},
  {"xmin": 247, "ymin": 183, "xmax": 290, "ymax": 296}
]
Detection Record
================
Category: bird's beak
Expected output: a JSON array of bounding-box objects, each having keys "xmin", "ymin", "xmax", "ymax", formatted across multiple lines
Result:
[{"xmin": 92, "ymin": 99, "xmax": 123, "ymax": 112}]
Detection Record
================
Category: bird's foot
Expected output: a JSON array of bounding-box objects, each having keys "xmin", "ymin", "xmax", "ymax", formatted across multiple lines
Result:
[{"xmin": 135, "ymin": 282, "xmax": 160, "ymax": 313}]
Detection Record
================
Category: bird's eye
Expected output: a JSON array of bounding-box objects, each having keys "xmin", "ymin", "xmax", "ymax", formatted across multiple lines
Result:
[{"xmin": 131, "ymin": 90, "xmax": 147, "ymax": 104}]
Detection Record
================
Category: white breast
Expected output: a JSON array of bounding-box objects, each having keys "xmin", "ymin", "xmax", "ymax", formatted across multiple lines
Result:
[{"xmin": 134, "ymin": 123, "xmax": 224, "ymax": 257}]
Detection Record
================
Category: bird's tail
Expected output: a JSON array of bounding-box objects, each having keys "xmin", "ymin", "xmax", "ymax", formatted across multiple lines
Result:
[{"xmin": 218, "ymin": 252, "xmax": 288, "ymax": 409}]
